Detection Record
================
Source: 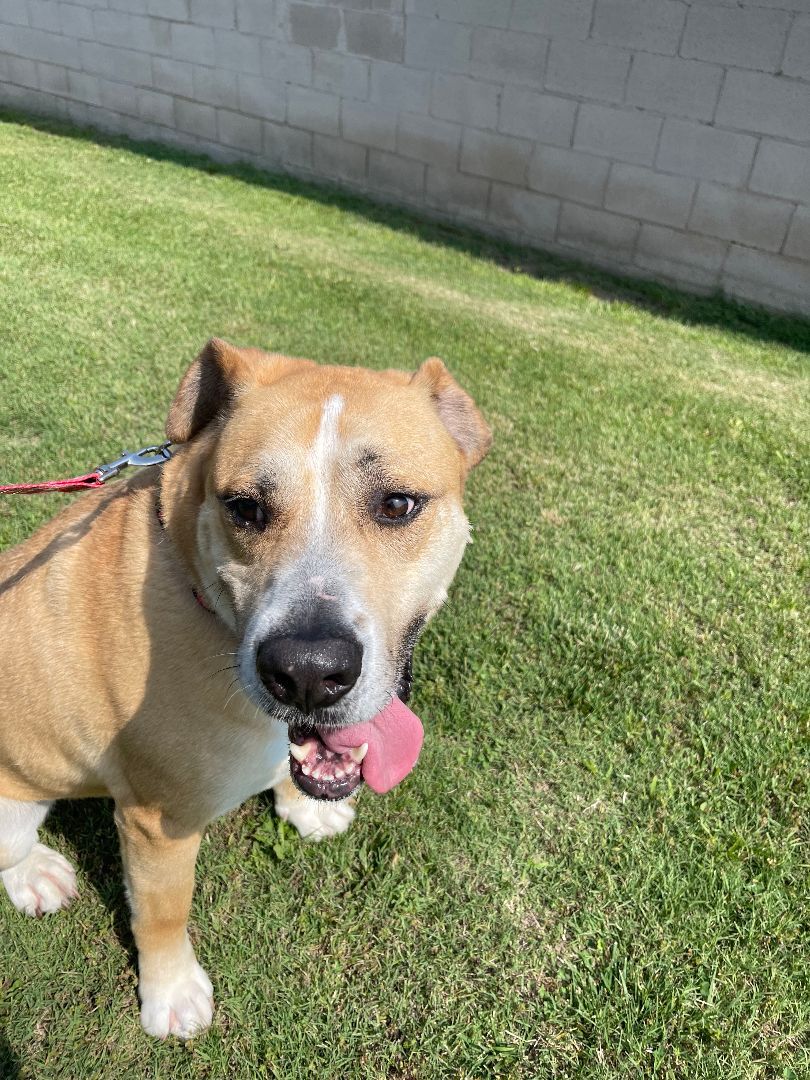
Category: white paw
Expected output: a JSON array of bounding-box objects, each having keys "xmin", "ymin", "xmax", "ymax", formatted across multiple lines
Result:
[
  {"xmin": 1, "ymin": 842, "xmax": 78, "ymax": 916},
  {"xmin": 275, "ymin": 791, "xmax": 356, "ymax": 841},
  {"xmin": 139, "ymin": 959, "xmax": 214, "ymax": 1040}
]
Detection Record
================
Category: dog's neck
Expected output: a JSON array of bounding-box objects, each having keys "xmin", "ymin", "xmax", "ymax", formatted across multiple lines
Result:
[{"xmin": 154, "ymin": 489, "xmax": 214, "ymax": 615}]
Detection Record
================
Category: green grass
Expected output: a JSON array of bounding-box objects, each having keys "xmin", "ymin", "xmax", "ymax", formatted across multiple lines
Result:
[{"xmin": 0, "ymin": 111, "xmax": 808, "ymax": 1080}]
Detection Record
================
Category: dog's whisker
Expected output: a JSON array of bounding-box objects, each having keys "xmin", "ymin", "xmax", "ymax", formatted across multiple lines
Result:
[
  {"xmin": 224, "ymin": 680, "xmax": 247, "ymax": 710},
  {"xmin": 207, "ymin": 663, "xmax": 240, "ymax": 681}
]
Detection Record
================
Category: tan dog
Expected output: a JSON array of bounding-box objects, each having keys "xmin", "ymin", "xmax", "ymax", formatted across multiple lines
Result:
[{"xmin": 0, "ymin": 340, "xmax": 491, "ymax": 1038}]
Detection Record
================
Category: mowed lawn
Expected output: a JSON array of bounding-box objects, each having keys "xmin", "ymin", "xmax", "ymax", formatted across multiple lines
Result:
[{"xmin": 0, "ymin": 112, "xmax": 808, "ymax": 1080}]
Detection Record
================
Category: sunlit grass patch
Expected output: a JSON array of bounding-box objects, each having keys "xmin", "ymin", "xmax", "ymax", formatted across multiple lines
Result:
[{"xmin": 0, "ymin": 112, "xmax": 808, "ymax": 1080}]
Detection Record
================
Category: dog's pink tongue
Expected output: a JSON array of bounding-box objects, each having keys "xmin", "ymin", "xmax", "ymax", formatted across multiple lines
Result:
[{"xmin": 318, "ymin": 698, "xmax": 424, "ymax": 794}]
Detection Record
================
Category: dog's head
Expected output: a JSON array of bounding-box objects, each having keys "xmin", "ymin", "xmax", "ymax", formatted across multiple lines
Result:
[{"xmin": 160, "ymin": 339, "xmax": 491, "ymax": 797}]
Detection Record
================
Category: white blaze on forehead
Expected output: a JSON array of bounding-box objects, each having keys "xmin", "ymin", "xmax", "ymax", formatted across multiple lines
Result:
[{"xmin": 309, "ymin": 394, "xmax": 344, "ymax": 533}]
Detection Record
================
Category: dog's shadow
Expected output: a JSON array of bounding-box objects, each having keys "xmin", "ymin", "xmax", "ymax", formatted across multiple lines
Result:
[
  {"xmin": 0, "ymin": 1031, "xmax": 21, "ymax": 1080},
  {"xmin": 43, "ymin": 792, "xmax": 278, "ymax": 963},
  {"xmin": 44, "ymin": 798, "xmax": 135, "ymax": 963}
]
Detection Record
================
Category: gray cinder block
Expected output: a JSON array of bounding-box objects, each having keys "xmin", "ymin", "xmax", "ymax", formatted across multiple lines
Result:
[
  {"xmin": 289, "ymin": 3, "xmax": 340, "ymax": 49},
  {"xmin": 510, "ymin": 0, "xmax": 593, "ymax": 40},
  {"xmin": 425, "ymin": 163, "xmax": 489, "ymax": 216},
  {"xmin": 528, "ymin": 145, "xmax": 610, "ymax": 206},
  {"xmin": 60, "ymin": 3, "xmax": 95, "ymax": 40},
  {"xmin": 214, "ymin": 30, "xmax": 263, "ymax": 74},
  {"xmin": 498, "ymin": 86, "xmax": 576, "ymax": 147},
  {"xmin": 368, "ymin": 147, "xmax": 426, "ymax": 198},
  {"xmin": 574, "ymin": 104, "xmax": 661, "ymax": 166},
  {"xmin": 236, "ymin": 0, "xmax": 276, "ymax": 37},
  {"xmin": 558, "ymin": 201, "xmax": 639, "ymax": 256},
  {"xmin": 313, "ymin": 50, "xmax": 369, "ymax": 99},
  {"xmin": 369, "ymin": 59, "xmax": 428, "ymax": 112},
  {"xmin": 681, "ymin": 5, "xmax": 791, "ymax": 73},
  {"xmin": 397, "ymin": 111, "xmax": 461, "ymax": 168},
  {"xmin": 605, "ymin": 163, "xmax": 696, "ymax": 229},
  {"xmin": 656, "ymin": 120, "xmax": 757, "ymax": 187},
  {"xmin": 626, "ymin": 55, "xmax": 722, "ymax": 122},
  {"xmin": 174, "ymin": 96, "xmax": 217, "ymax": 137},
  {"xmin": 545, "ymin": 39, "xmax": 630, "ymax": 105},
  {"xmin": 313, "ymin": 132, "xmax": 368, "ymax": 182},
  {"xmin": 636, "ymin": 223, "xmax": 727, "ymax": 272},
  {"xmin": 469, "ymin": 27, "xmax": 547, "ymax": 87},
  {"xmin": 591, "ymin": 0, "xmax": 686, "ymax": 56},
  {"xmin": 193, "ymin": 64, "xmax": 239, "ymax": 109},
  {"xmin": 750, "ymin": 140, "xmax": 810, "ymax": 205},
  {"xmin": 287, "ymin": 84, "xmax": 340, "ymax": 134},
  {"xmin": 489, "ymin": 182, "xmax": 560, "ymax": 239},
  {"xmin": 404, "ymin": 14, "xmax": 466, "ymax": 69},
  {"xmin": 460, "ymin": 128, "xmax": 533, "ymax": 185},
  {"xmin": 785, "ymin": 208, "xmax": 810, "ymax": 261},
  {"xmin": 783, "ymin": 15, "xmax": 810, "ymax": 82},
  {"xmin": 342, "ymin": 98, "xmax": 398, "ymax": 150},
  {"xmin": 716, "ymin": 70, "xmax": 810, "ymax": 143},
  {"xmin": 346, "ymin": 10, "xmax": 404, "ymax": 62},
  {"xmin": 238, "ymin": 72, "xmax": 285, "ymax": 120},
  {"xmin": 690, "ymin": 182, "xmax": 794, "ymax": 252},
  {"xmin": 217, "ymin": 107, "xmax": 262, "ymax": 149},
  {"xmin": 171, "ymin": 23, "xmax": 216, "ymax": 65},
  {"xmin": 190, "ymin": 0, "xmax": 236, "ymax": 29},
  {"xmin": 431, "ymin": 72, "xmax": 499, "ymax": 129}
]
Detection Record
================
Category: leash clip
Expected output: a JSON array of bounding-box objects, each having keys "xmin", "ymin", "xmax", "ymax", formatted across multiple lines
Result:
[{"xmin": 95, "ymin": 441, "xmax": 173, "ymax": 482}]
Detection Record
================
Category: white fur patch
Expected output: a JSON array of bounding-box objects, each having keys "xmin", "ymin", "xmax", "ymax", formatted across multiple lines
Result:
[
  {"xmin": 209, "ymin": 721, "xmax": 290, "ymax": 819},
  {"xmin": 273, "ymin": 783, "xmax": 356, "ymax": 841},
  {"xmin": 309, "ymin": 394, "xmax": 344, "ymax": 538},
  {"xmin": 2, "ymin": 842, "xmax": 78, "ymax": 916},
  {"xmin": 0, "ymin": 796, "xmax": 51, "ymax": 870},
  {"xmin": 138, "ymin": 941, "xmax": 214, "ymax": 1040}
]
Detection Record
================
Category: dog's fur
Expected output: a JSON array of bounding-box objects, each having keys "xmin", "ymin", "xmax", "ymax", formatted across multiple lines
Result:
[{"xmin": 0, "ymin": 340, "xmax": 490, "ymax": 1038}]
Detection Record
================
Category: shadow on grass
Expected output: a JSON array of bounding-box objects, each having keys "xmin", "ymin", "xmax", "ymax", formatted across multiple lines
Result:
[
  {"xmin": 45, "ymin": 798, "xmax": 136, "ymax": 966},
  {"xmin": 0, "ymin": 1032, "xmax": 21, "ymax": 1080},
  {"xmin": 2, "ymin": 105, "xmax": 810, "ymax": 355}
]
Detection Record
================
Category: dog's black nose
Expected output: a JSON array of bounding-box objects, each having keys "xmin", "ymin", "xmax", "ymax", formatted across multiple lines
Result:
[{"xmin": 256, "ymin": 634, "xmax": 363, "ymax": 714}]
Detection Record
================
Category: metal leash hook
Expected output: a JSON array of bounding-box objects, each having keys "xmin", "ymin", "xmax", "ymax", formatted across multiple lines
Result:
[
  {"xmin": 0, "ymin": 441, "xmax": 173, "ymax": 495},
  {"xmin": 95, "ymin": 441, "xmax": 174, "ymax": 482}
]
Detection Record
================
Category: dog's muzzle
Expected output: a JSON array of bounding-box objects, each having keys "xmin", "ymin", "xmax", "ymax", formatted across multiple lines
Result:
[
  {"xmin": 255, "ymin": 624, "xmax": 366, "ymax": 801},
  {"xmin": 256, "ymin": 632, "xmax": 363, "ymax": 715}
]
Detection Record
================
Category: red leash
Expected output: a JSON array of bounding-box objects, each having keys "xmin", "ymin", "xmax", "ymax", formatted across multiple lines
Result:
[
  {"xmin": 0, "ymin": 473, "xmax": 105, "ymax": 494},
  {"xmin": 0, "ymin": 442, "xmax": 173, "ymax": 495}
]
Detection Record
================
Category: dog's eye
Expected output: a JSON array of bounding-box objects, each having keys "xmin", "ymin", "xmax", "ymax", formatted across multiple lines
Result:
[
  {"xmin": 225, "ymin": 497, "xmax": 267, "ymax": 531},
  {"xmin": 378, "ymin": 493, "xmax": 417, "ymax": 522}
]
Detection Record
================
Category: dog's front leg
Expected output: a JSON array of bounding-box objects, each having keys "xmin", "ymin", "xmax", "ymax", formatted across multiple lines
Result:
[{"xmin": 115, "ymin": 805, "xmax": 213, "ymax": 1040}]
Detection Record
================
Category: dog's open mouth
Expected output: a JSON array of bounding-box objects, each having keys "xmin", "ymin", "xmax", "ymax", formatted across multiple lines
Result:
[
  {"xmin": 288, "ymin": 696, "xmax": 425, "ymax": 801},
  {"xmin": 289, "ymin": 730, "xmax": 366, "ymax": 801}
]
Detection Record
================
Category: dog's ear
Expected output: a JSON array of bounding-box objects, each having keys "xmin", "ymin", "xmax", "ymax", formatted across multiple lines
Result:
[
  {"xmin": 411, "ymin": 357, "xmax": 492, "ymax": 471},
  {"xmin": 166, "ymin": 339, "xmax": 308, "ymax": 443}
]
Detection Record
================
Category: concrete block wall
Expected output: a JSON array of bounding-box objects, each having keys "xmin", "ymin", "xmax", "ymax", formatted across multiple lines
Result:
[{"xmin": 1, "ymin": 0, "xmax": 810, "ymax": 316}]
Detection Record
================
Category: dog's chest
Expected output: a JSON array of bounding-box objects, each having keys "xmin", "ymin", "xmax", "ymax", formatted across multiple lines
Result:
[{"xmin": 208, "ymin": 720, "xmax": 290, "ymax": 818}]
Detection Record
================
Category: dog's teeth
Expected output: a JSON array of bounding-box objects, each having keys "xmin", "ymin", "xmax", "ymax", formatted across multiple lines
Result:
[
  {"xmin": 290, "ymin": 743, "xmax": 309, "ymax": 763},
  {"xmin": 349, "ymin": 743, "xmax": 368, "ymax": 764},
  {"xmin": 335, "ymin": 767, "xmax": 345, "ymax": 779},
  {"xmin": 302, "ymin": 764, "xmax": 312, "ymax": 776}
]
